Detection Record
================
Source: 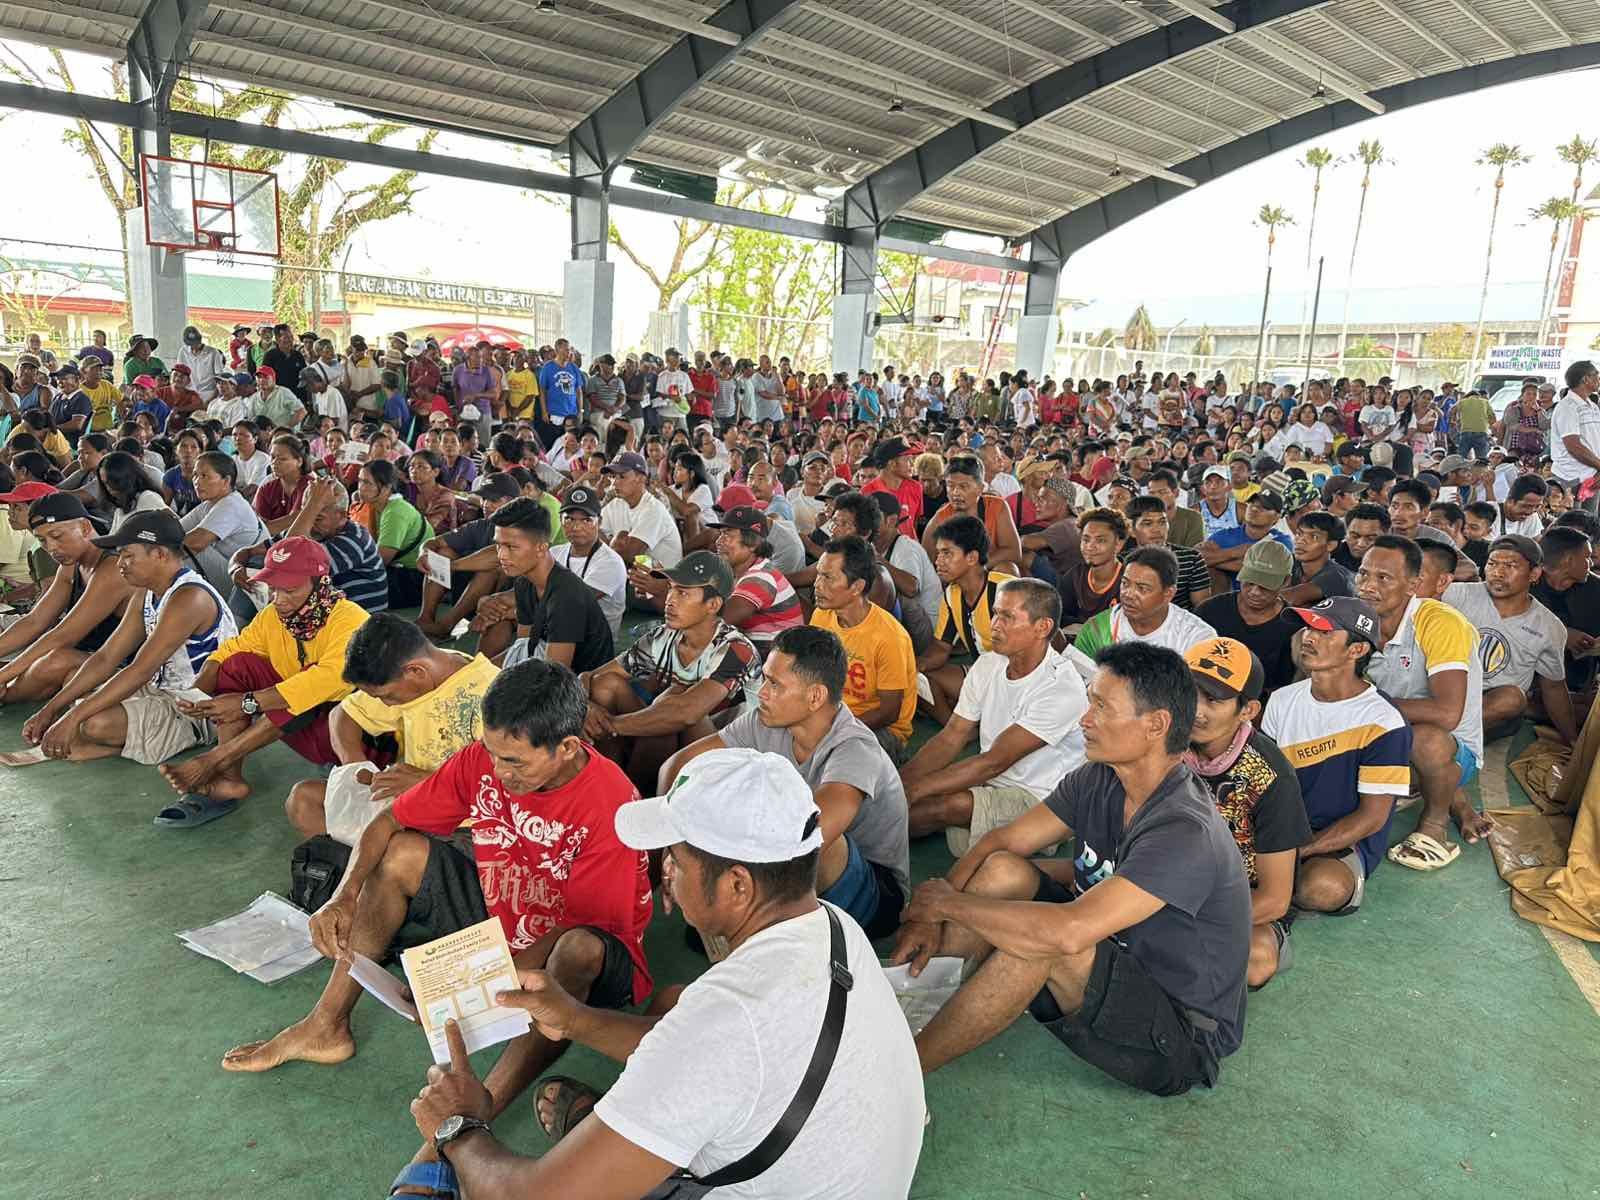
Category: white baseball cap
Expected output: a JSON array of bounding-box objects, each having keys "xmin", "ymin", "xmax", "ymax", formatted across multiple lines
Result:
[{"xmin": 615, "ymin": 748, "xmax": 823, "ymax": 863}]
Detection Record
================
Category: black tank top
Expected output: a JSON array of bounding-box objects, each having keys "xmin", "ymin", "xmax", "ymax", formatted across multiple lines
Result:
[{"xmin": 69, "ymin": 558, "xmax": 124, "ymax": 652}]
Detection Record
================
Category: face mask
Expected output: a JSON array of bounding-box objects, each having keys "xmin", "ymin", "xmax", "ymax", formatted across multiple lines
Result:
[{"xmin": 220, "ymin": 436, "xmax": 237, "ymax": 455}]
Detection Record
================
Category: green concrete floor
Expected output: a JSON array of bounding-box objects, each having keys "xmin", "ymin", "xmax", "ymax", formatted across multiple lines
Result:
[{"xmin": 4, "ymin": 710, "xmax": 1599, "ymax": 1199}]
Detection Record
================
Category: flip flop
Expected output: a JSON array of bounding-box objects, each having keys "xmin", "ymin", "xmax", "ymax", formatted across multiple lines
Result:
[
  {"xmin": 1387, "ymin": 830, "xmax": 1461, "ymax": 871},
  {"xmin": 153, "ymin": 793, "xmax": 239, "ymax": 828},
  {"xmin": 388, "ymin": 1161, "xmax": 458, "ymax": 1198},
  {"xmin": 534, "ymin": 1075, "xmax": 601, "ymax": 1141}
]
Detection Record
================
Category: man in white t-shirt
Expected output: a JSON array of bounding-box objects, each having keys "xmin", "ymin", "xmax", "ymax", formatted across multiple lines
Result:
[
  {"xmin": 176, "ymin": 325, "xmax": 228, "ymax": 402},
  {"xmin": 1549, "ymin": 359, "xmax": 1600, "ymax": 490},
  {"xmin": 409, "ymin": 747, "xmax": 924, "ymax": 1200},
  {"xmin": 900, "ymin": 579, "xmax": 1087, "ymax": 854},
  {"xmin": 552, "ymin": 485, "xmax": 627, "ymax": 636},
  {"xmin": 600, "ymin": 451, "xmax": 683, "ymax": 575},
  {"xmin": 1073, "ymin": 546, "xmax": 1217, "ymax": 658},
  {"xmin": 652, "ymin": 348, "xmax": 693, "ymax": 431},
  {"xmin": 978, "ymin": 443, "xmax": 1020, "ymax": 500},
  {"xmin": 1009, "ymin": 370, "xmax": 1037, "ymax": 429}
]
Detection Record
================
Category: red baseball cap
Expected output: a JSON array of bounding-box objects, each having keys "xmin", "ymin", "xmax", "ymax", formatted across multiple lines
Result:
[
  {"xmin": 0, "ymin": 481, "xmax": 58, "ymax": 504},
  {"xmin": 250, "ymin": 536, "xmax": 331, "ymax": 588},
  {"xmin": 254, "ymin": 365, "xmax": 277, "ymax": 384},
  {"xmin": 715, "ymin": 483, "xmax": 760, "ymax": 511}
]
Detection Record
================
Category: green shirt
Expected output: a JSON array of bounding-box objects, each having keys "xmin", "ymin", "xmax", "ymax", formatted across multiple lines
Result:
[
  {"xmin": 253, "ymin": 386, "xmax": 305, "ymax": 429},
  {"xmin": 377, "ymin": 496, "xmax": 434, "ymax": 569},
  {"xmin": 122, "ymin": 354, "xmax": 165, "ymax": 385},
  {"xmin": 1455, "ymin": 393, "xmax": 1493, "ymax": 434},
  {"xmin": 537, "ymin": 492, "xmax": 567, "ymax": 546}
]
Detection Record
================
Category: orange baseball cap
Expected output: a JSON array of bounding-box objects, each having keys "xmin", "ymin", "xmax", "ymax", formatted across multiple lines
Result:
[{"xmin": 1184, "ymin": 638, "xmax": 1263, "ymax": 701}]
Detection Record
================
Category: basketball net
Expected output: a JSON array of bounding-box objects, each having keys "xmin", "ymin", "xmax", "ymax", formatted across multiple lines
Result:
[{"xmin": 201, "ymin": 231, "xmax": 237, "ymax": 270}]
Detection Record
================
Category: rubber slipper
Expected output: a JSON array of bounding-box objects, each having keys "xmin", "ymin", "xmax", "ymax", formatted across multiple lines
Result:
[
  {"xmin": 1387, "ymin": 830, "xmax": 1461, "ymax": 871},
  {"xmin": 534, "ymin": 1075, "xmax": 600, "ymax": 1141},
  {"xmin": 388, "ymin": 1160, "xmax": 458, "ymax": 1197},
  {"xmin": 153, "ymin": 793, "xmax": 239, "ymax": 828}
]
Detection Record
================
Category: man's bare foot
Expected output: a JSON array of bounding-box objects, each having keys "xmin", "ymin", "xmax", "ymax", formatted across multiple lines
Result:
[
  {"xmin": 161, "ymin": 756, "xmax": 216, "ymax": 794},
  {"xmin": 221, "ymin": 1016, "xmax": 355, "ymax": 1073},
  {"xmin": 1451, "ymin": 793, "xmax": 1496, "ymax": 843}
]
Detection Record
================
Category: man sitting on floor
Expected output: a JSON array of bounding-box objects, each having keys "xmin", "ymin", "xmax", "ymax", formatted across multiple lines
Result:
[
  {"xmin": 917, "ymin": 515, "xmax": 1016, "ymax": 724},
  {"xmin": 901, "ymin": 579, "xmax": 1087, "ymax": 854},
  {"xmin": 0, "ymin": 492, "xmax": 133, "ymax": 703},
  {"xmin": 1263, "ymin": 597, "xmax": 1412, "ymax": 914},
  {"xmin": 224, "ymin": 661, "xmax": 653, "ymax": 1196},
  {"xmin": 416, "ymin": 473, "xmax": 519, "ymax": 638},
  {"xmin": 284, "ymin": 613, "xmax": 498, "ymax": 844},
  {"xmin": 1355, "ymin": 535, "xmax": 1490, "ymax": 871},
  {"xmin": 406, "ymin": 747, "xmax": 923, "ymax": 1200},
  {"xmin": 809, "ymin": 535, "xmax": 918, "ymax": 762},
  {"xmin": 20, "ymin": 511, "xmax": 237, "ymax": 787},
  {"xmin": 1181, "ymin": 639, "xmax": 1309, "ymax": 989},
  {"xmin": 1075, "ymin": 545, "xmax": 1217, "ymax": 657},
  {"xmin": 155, "ymin": 536, "xmax": 370, "ymax": 825},
  {"xmin": 891, "ymin": 642, "xmax": 1251, "ymax": 1096},
  {"xmin": 581, "ymin": 551, "xmax": 762, "ymax": 792},
  {"xmin": 660, "ymin": 625, "xmax": 910, "ymax": 938},
  {"xmin": 480, "ymin": 499, "xmax": 614, "ymax": 672}
]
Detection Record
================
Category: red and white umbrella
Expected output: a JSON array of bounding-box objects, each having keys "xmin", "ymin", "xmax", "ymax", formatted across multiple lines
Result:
[{"xmin": 432, "ymin": 325, "xmax": 525, "ymax": 354}]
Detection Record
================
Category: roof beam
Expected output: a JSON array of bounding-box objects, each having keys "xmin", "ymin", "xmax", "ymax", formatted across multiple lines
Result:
[
  {"xmin": 1074, "ymin": 103, "xmax": 1209, "ymax": 157},
  {"xmin": 508, "ymin": 0, "xmax": 675, "ymax": 47},
  {"xmin": 1208, "ymin": 43, "xmax": 1315, "ymax": 99},
  {"xmin": 1163, "ymin": 0, "xmax": 1235, "ymax": 33},
  {"xmin": 1243, "ymin": 27, "xmax": 1386, "ymax": 114},
  {"xmin": 1126, "ymin": 84, "xmax": 1246, "ymax": 137},
  {"xmin": 127, "ymin": 0, "xmax": 207, "ymax": 109},
  {"xmin": 1096, "ymin": 0, "xmax": 1166, "ymax": 32},
  {"xmin": 1436, "ymin": 0, "xmax": 1518, "ymax": 56},
  {"xmin": 801, "ymin": 4, "xmax": 1018, "ymax": 88},
  {"xmin": 1004, "ymin": 0, "xmax": 1116, "ymax": 49},
  {"xmin": 896, "ymin": 0, "xmax": 1075, "ymax": 71},
  {"xmin": 1155, "ymin": 62, "xmax": 1278, "ymax": 120},
  {"xmin": 562, "ymin": 0, "xmax": 802, "ymax": 180},
  {"xmin": 1025, "ymin": 124, "xmax": 1198, "ymax": 186},
  {"xmin": 1030, "ymin": 40, "xmax": 1600, "ymax": 258},
  {"xmin": 1365, "ymin": 0, "xmax": 1472, "ymax": 68},
  {"xmin": 579, "ymin": 0, "xmax": 742, "ymax": 46},
  {"xmin": 690, "ymin": 84, "xmax": 914, "ymax": 152},
  {"xmin": 839, "ymin": 0, "xmax": 1331, "ymax": 230},
  {"xmin": 726, "ymin": 59, "xmax": 943, "ymax": 134},
  {"xmin": 763, "ymin": 31, "xmax": 1019, "ymax": 131},
  {"xmin": 1315, "ymin": 10, "xmax": 1420, "ymax": 79}
]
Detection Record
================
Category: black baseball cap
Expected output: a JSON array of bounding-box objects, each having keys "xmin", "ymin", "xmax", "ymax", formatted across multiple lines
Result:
[
  {"xmin": 90, "ymin": 509, "xmax": 185, "ymax": 551},
  {"xmin": 476, "ymin": 474, "xmax": 521, "ymax": 502},
  {"xmin": 561, "ymin": 484, "xmax": 603, "ymax": 517},
  {"xmin": 1489, "ymin": 534, "xmax": 1542, "ymax": 567},
  {"xmin": 603, "ymin": 452, "xmax": 648, "ymax": 476},
  {"xmin": 1287, "ymin": 596, "xmax": 1381, "ymax": 648},
  {"xmin": 27, "ymin": 493, "xmax": 93, "ymax": 531},
  {"xmin": 650, "ymin": 550, "xmax": 733, "ymax": 598},
  {"xmin": 705, "ymin": 505, "xmax": 768, "ymax": 534}
]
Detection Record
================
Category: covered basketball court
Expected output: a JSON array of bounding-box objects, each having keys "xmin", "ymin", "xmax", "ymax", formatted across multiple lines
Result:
[{"xmin": 3, "ymin": 0, "xmax": 1600, "ymax": 374}]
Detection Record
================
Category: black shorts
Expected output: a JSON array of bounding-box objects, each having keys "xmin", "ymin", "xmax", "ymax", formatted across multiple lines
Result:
[
  {"xmin": 1026, "ymin": 871, "xmax": 1218, "ymax": 1096},
  {"xmin": 404, "ymin": 831, "xmax": 637, "ymax": 1010}
]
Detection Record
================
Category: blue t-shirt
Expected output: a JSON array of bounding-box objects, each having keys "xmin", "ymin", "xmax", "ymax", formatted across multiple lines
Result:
[
  {"xmin": 538, "ymin": 361, "xmax": 585, "ymax": 419},
  {"xmin": 132, "ymin": 398, "xmax": 171, "ymax": 431},
  {"xmin": 49, "ymin": 390, "xmax": 92, "ymax": 429},
  {"xmin": 1208, "ymin": 526, "xmax": 1293, "ymax": 588},
  {"xmin": 382, "ymin": 390, "xmax": 411, "ymax": 429}
]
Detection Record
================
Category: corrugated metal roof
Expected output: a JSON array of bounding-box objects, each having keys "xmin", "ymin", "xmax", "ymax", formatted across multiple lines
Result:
[{"xmin": 2, "ymin": 0, "xmax": 1596, "ymax": 244}]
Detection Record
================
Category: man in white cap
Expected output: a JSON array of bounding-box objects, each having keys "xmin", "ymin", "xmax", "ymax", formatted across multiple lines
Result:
[{"xmin": 407, "ymin": 746, "xmax": 925, "ymax": 1199}]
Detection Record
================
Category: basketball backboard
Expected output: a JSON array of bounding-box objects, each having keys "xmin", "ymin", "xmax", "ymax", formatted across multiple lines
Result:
[{"xmin": 140, "ymin": 154, "xmax": 281, "ymax": 258}]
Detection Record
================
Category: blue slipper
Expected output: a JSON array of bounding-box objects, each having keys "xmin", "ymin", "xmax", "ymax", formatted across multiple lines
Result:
[
  {"xmin": 153, "ymin": 793, "xmax": 239, "ymax": 828},
  {"xmin": 388, "ymin": 1161, "xmax": 458, "ymax": 1197}
]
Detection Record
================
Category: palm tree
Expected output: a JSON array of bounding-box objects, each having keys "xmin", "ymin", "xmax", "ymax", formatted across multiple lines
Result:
[
  {"xmin": 1469, "ymin": 142, "xmax": 1533, "ymax": 367},
  {"xmin": 1337, "ymin": 139, "xmax": 1390, "ymax": 374},
  {"xmin": 1254, "ymin": 204, "xmax": 1295, "ymax": 382},
  {"xmin": 1191, "ymin": 326, "xmax": 1215, "ymax": 357},
  {"xmin": 1295, "ymin": 146, "xmax": 1334, "ymax": 363},
  {"xmin": 1533, "ymin": 197, "xmax": 1584, "ymax": 343},
  {"xmin": 1123, "ymin": 304, "xmax": 1157, "ymax": 352},
  {"xmin": 1543, "ymin": 135, "xmax": 1600, "ymax": 342}
]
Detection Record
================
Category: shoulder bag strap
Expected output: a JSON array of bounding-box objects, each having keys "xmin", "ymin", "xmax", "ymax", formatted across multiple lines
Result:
[{"xmin": 686, "ymin": 905, "xmax": 854, "ymax": 1190}]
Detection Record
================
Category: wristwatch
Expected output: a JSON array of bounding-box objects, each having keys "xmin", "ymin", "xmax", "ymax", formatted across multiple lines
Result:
[
  {"xmin": 240, "ymin": 692, "xmax": 261, "ymax": 717},
  {"xmin": 433, "ymin": 1114, "xmax": 492, "ymax": 1158}
]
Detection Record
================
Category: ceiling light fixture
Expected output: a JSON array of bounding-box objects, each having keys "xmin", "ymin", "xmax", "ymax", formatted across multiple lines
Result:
[
  {"xmin": 888, "ymin": 94, "xmax": 904, "ymax": 114},
  {"xmin": 1311, "ymin": 72, "xmax": 1327, "ymax": 100},
  {"xmin": 536, "ymin": 0, "xmax": 556, "ymax": 12},
  {"xmin": 1108, "ymin": 159, "xmax": 1123, "ymax": 179}
]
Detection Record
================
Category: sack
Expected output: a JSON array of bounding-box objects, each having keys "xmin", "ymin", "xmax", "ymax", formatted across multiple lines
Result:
[{"xmin": 288, "ymin": 834, "xmax": 352, "ymax": 914}]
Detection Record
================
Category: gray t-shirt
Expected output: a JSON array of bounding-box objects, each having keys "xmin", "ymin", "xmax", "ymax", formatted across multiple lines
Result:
[
  {"xmin": 721, "ymin": 704, "xmax": 910, "ymax": 899},
  {"xmin": 1443, "ymin": 581, "xmax": 1566, "ymax": 691},
  {"xmin": 183, "ymin": 491, "xmax": 267, "ymax": 560},
  {"xmin": 765, "ymin": 517, "xmax": 806, "ymax": 577},
  {"xmin": 1043, "ymin": 761, "xmax": 1251, "ymax": 1058}
]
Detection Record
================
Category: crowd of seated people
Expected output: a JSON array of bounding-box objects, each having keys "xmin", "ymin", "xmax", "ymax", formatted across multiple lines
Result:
[{"xmin": 7, "ymin": 328, "xmax": 1600, "ymax": 1197}]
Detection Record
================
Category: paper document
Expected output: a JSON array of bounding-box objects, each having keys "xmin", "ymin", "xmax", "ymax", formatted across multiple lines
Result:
[
  {"xmin": 339, "ymin": 440, "xmax": 370, "ymax": 465},
  {"xmin": 348, "ymin": 952, "xmax": 419, "ymax": 1021},
  {"xmin": 418, "ymin": 550, "xmax": 451, "ymax": 590},
  {"xmin": 0, "ymin": 746, "xmax": 49, "ymax": 767},
  {"xmin": 178, "ymin": 892, "xmax": 321, "ymax": 983},
  {"xmin": 883, "ymin": 956, "xmax": 963, "ymax": 1034},
  {"xmin": 401, "ymin": 918, "xmax": 531, "ymax": 1064}
]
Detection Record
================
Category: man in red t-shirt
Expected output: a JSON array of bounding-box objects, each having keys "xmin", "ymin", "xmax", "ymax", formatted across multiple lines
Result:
[
  {"xmin": 861, "ymin": 436, "xmax": 925, "ymax": 538},
  {"xmin": 220, "ymin": 660, "xmax": 653, "ymax": 1150},
  {"xmin": 688, "ymin": 354, "xmax": 716, "ymax": 428}
]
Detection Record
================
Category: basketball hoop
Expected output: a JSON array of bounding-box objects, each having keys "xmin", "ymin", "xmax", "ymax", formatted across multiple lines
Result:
[{"xmin": 200, "ymin": 230, "xmax": 237, "ymax": 269}]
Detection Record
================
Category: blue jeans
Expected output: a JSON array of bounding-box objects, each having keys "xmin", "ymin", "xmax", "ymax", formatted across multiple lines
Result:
[{"xmin": 1456, "ymin": 431, "xmax": 1490, "ymax": 461}]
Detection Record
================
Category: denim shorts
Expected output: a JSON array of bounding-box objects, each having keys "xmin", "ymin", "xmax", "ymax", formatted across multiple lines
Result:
[
  {"xmin": 819, "ymin": 835, "xmax": 903, "ymax": 938},
  {"xmin": 1453, "ymin": 737, "xmax": 1480, "ymax": 789}
]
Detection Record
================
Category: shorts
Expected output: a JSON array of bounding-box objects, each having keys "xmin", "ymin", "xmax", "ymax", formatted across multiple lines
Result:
[
  {"xmin": 1453, "ymin": 737, "xmax": 1480, "ymax": 788},
  {"xmin": 1027, "ymin": 871, "xmax": 1219, "ymax": 1096},
  {"xmin": 1299, "ymin": 846, "xmax": 1367, "ymax": 915},
  {"xmin": 875, "ymin": 726, "xmax": 909, "ymax": 766},
  {"xmin": 120, "ymin": 685, "xmax": 213, "ymax": 765},
  {"xmin": 406, "ymin": 831, "xmax": 637, "ymax": 1011},
  {"xmin": 945, "ymin": 785, "xmax": 1048, "ymax": 858},
  {"xmin": 818, "ymin": 835, "xmax": 905, "ymax": 940},
  {"xmin": 628, "ymin": 677, "xmax": 660, "ymax": 709}
]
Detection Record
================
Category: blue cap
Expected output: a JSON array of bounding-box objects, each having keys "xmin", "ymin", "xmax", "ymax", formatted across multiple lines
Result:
[
  {"xmin": 969, "ymin": 433, "xmax": 985, "ymax": 448},
  {"xmin": 233, "ymin": 371, "xmax": 254, "ymax": 387}
]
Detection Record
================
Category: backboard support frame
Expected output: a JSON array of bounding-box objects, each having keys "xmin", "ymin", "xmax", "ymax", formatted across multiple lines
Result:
[{"xmin": 140, "ymin": 153, "xmax": 281, "ymax": 259}]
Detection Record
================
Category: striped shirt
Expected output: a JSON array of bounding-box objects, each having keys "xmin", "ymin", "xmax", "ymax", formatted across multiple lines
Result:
[
  {"xmin": 1261, "ymin": 680, "xmax": 1412, "ymax": 877},
  {"xmin": 146, "ymin": 568, "xmax": 238, "ymax": 691},
  {"xmin": 320, "ymin": 521, "xmax": 389, "ymax": 613},
  {"xmin": 729, "ymin": 558, "xmax": 804, "ymax": 649},
  {"xmin": 1366, "ymin": 596, "xmax": 1483, "ymax": 761}
]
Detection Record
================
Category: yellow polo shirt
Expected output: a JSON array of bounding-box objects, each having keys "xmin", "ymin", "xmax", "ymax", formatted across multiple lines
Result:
[{"xmin": 208, "ymin": 596, "xmax": 370, "ymax": 714}]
